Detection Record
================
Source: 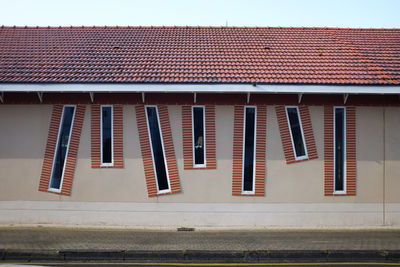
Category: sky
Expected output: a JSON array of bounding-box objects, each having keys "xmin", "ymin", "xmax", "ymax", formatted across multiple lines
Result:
[{"xmin": 1, "ymin": 0, "xmax": 399, "ymax": 28}]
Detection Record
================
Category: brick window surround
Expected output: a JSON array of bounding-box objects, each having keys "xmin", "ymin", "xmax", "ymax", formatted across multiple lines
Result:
[
  {"xmin": 324, "ymin": 106, "xmax": 356, "ymax": 196},
  {"xmin": 135, "ymin": 105, "xmax": 181, "ymax": 197},
  {"xmin": 275, "ymin": 105, "xmax": 318, "ymax": 164},
  {"xmin": 232, "ymin": 105, "xmax": 266, "ymax": 196},
  {"xmin": 182, "ymin": 105, "xmax": 216, "ymax": 170},
  {"xmin": 38, "ymin": 104, "xmax": 86, "ymax": 196},
  {"xmin": 91, "ymin": 104, "xmax": 123, "ymax": 168}
]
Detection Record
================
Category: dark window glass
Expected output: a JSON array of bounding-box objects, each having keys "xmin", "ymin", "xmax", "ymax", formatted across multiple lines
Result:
[
  {"xmin": 243, "ymin": 107, "xmax": 256, "ymax": 192},
  {"xmin": 50, "ymin": 106, "xmax": 75, "ymax": 190},
  {"xmin": 193, "ymin": 107, "xmax": 205, "ymax": 165},
  {"xmin": 286, "ymin": 107, "xmax": 306, "ymax": 158},
  {"xmin": 146, "ymin": 107, "xmax": 169, "ymax": 191},
  {"xmin": 102, "ymin": 106, "xmax": 112, "ymax": 164},
  {"xmin": 335, "ymin": 108, "xmax": 345, "ymax": 191}
]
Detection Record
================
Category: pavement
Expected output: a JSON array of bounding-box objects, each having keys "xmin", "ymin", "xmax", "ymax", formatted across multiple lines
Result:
[{"xmin": 0, "ymin": 226, "xmax": 400, "ymax": 263}]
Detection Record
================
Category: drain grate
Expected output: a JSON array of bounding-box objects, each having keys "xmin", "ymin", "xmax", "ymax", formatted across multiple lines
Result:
[{"xmin": 177, "ymin": 227, "xmax": 195, "ymax": 232}]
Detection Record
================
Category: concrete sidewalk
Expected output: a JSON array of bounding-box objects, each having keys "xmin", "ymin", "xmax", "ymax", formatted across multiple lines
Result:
[{"xmin": 1, "ymin": 227, "xmax": 400, "ymax": 262}]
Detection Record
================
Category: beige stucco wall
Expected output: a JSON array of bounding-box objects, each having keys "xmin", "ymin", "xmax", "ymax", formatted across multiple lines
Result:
[
  {"xmin": 0, "ymin": 105, "xmax": 53, "ymax": 201},
  {"xmin": 384, "ymin": 107, "xmax": 400, "ymax": 203},
  {"xmin": 0, "ymin": 104, "xmax": 396, "ymax": 206}
]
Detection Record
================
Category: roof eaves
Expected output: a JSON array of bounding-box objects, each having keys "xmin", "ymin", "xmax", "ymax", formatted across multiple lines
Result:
[{"xmin": 1, "ymin": 83, "xmax": 400, "ymax": 94}]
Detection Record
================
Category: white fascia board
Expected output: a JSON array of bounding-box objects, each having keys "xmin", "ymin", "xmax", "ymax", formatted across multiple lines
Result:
[{"xmin": 0, "ymin": 83, "xmax": 399, "ymax": 94}]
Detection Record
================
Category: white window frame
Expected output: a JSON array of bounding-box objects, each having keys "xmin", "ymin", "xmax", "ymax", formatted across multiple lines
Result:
[
  {"xmin": 48, "ymin": 105, "xmax": 76, "ymax": 193},
  {"xmin": 145, "ymin": 105, "xmax": 171, "ymax": 194},
  {"xmin": 333, "ymin": 106, "xmax": 347, "ymax": 194},
  {"xmin": 242, "ymin": 106, "xmax": 257, "ymax": 195},
  {"xmin": 285, "ymin": 106, "xmax": 308, "ymax": 161},
  {"xmin": 192, "ymin": 105, "xmax": 206, "ymax": 168},
  {"xmin": 100, "ymin": 105, "xmax": 114, "ymax": 167}
]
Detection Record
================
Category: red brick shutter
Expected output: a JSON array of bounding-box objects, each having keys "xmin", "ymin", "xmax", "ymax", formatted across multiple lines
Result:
[
  {"xmin": 345, "ymin": 107, "xmax": 356, "ymax": 196},
  {"xmin": 182, "ymin": 105, "xmax": 216, "ymax": 170},
  {"xmin": 136, "ymin": 105, "xmax": 181, "ymax": 197},
  {"xmin": 299, "ymin": 106, "xmax": 318, "ymax": 161},
  {"xmin": 158, "ymin": 105, "xmax": 181, "ymax": 194},
  {"xmin": 324, "ymin": 106, "xmax": 335, "ymax": 196},
  {"xmin": 135, "ymin": 105, "xmax": 158, "ymax": 197},
  {"xmin": 38, "ymin": 104, "xmax": 86, "ymax": 196},
  {"xmin": 91, "ymin": 105, "xmax": 123, "ymax": 168},
  {"xmin": 182, "ymin": 106, "xmax": 194, "ymax": 169},
  {"xmin": 38, "ymin": 105, "xmax": 63, "ymax": 193},
  {"xmin": 276, "ymin": 105, "xmax": 318, "ymax": 164},
  {"xmin": 91, "ymin": 105, "xmax": 101, "ymax": 168},
  {"xmin": 324, "ymin": 106, "xmax": 356, "ymax": 196},
  {"xmin": 254, "ymin": 105, "xmax": 267, "ymax": 196},
  {"xmin": 232, "ymin": 105, "xmax": 266, "ymax": 196},
  {"xmin": 205, "ymin": 105, "xmax": 217, "ymax": 169}
]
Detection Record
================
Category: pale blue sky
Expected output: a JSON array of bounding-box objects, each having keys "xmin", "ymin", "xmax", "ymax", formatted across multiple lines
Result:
[{"xmin": 1, "ymin": 0, "xmax": 399, "ymax": 28}]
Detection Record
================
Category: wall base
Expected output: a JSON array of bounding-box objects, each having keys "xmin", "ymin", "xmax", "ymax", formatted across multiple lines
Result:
[{"xmin": 1, "ymin": 201, "xmax": 399, "ymax": 228}]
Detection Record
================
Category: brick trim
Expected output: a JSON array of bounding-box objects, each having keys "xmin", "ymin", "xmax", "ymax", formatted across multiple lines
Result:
[
  {"xmin": 182, "ymin": 106, "xmax": 193, "ymax": 169},
  {"xmin": 38, "ymin": 105, "xmax": 63, "ymax": 193},
  {"xmin": 136, "ymin": 105, "xmax": 181, "ymax": 197},
  {"xmin": 5, "ymin": 92, "xmax": 400, "ymax": 106},
  {"xmin": 38, "ymin": 104, "xmax": 86, "ymax": 196},
  {"xmin": 60, "ymin": 105, "xmax": 85, "ymax": 196},
  {"xmin": 135, "ymin": 105, "xmax": 158, "ymax": 197},
  {"xmin": 324, "ymin": 106, "xmax": 357, "ymax": 196},
  {"xmin": 276, "ymin": 106, "xmax": 295, "ymax": 163},
  {"xmin": 158, "ymin": 105, "xmax": 181, "ymax": 194},
  {"xmin": 232, "ymin": 105, "xmax": 266, "ymax": 196},
  {"xmin": 205, "ymin": 105, "xmax": 217, "ymax": 169},
  {"xmin": 91, "ymin": 105, "xmax": 123, "ymax": 168},
  {"xmin": 346, "ymin": 106, "xmax": 357, "ymax": 196},
  {"xmin": 90, "ymin": 105, "xmax": 101, "ymax": 168},
  {"xmin": 254, "ymin": 105, "xmax": 267, "ymax": 196},
  {"xmin": 113, "ymin": 105, "xmax": 124, "ymax": 168},
  {"xmin": 232, "ymin": 106, "xmax": 244, "ymax": 196},
  {"xmin": 324, "ymin": 106, "xmax": 334, "ymax": 196},
  {"xmin": 182, "ymin": 105, "xmax": 216, "ymax": 170},
  {"xmin": 276, "ymin": 105, "xmax": 318, "ymax": 164},
  {"xmin": 298, "ymin": 106, "xmax": 318, "ymax": 161}
]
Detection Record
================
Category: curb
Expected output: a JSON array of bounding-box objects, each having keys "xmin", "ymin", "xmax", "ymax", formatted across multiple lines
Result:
[{"xmin": 1, "ymin": 249, "xmax": 400, "ymax": 263}]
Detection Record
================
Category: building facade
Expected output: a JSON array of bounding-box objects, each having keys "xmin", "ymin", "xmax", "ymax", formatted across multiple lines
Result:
[{"xmin": 0, "ymin": 26, "xmax": 399, "ymax": 228}]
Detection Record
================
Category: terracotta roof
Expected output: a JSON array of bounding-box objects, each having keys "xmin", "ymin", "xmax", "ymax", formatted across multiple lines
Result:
[{"xmin": 0, "ymin": 26, "xmax": 399, "ymax": 85}]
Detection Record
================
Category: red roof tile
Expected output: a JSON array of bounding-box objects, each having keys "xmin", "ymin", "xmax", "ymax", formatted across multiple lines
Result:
[{"xmin": 0, "ymin": 26, "xmax": 399, "ymax": 85}]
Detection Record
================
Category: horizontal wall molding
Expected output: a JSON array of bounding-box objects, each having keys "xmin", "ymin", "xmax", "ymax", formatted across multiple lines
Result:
[
  {"xmin": 0, "ymin": 201, "xmax": 399, "ymax": 228},
  {"xmin": 1, "ymin": 92, "xmax": 399, "ymax": 106}
]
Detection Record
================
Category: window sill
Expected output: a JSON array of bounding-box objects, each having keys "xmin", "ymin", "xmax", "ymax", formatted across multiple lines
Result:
[
  {"xmin": 47, "ymin": 188, "xmax": 62, "ymax": 194},
  {"xmin": 286, "ymin": 157, "xmax": 309, "ymax": 164},
  {"xmin": 241, "ymin": 192, "xmax": 255, "ymax": 196},
  {"xmin": 333, "ymin": 191, "xmax": 347, "ymax": 195},
  {"xmin": 100, "ymin": 164, "xmax": 115, "ymax": 168}
]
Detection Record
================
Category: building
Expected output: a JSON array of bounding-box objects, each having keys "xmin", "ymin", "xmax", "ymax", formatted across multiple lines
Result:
[{"xmin": 0, "ymin": 26, "xmax": 399, "ymax": 228}]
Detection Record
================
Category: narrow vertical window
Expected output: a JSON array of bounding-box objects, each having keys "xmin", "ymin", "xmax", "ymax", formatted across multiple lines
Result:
[
  {"xmin": 243, "ymin": 106, "xmax": 256, "ymax": 194},
  {"xmin": 49, "ymin": 106, "xmax": 76, "ymax": 191},
  {"xmin": 192, "ymin": 106, "xmax": 205, "ymax": 167},
  {"xmin": 334, "ymin": 107, "xmax": 346, "ymax": 193},
  {"xmin": 285, "ymin": 107, "xmax": 307, "ymax": 160},
  {"xmin": 101, "ymin": 105, "xmax": 113, "ymax": 166},
  {"xmin": 145, "ymin": 106, "xmax": 170, "ymax": 193}
]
